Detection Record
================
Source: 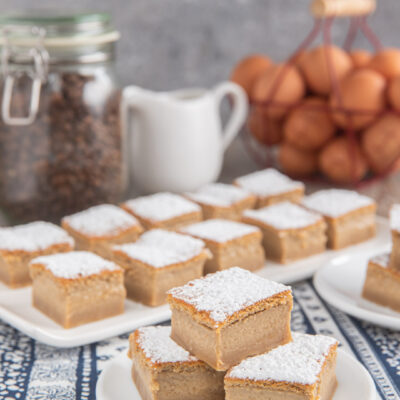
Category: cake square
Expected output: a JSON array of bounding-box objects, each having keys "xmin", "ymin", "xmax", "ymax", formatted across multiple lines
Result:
[
  {"xmin": 225, "ymin": 332, "xmax": 338, "ymax": 400},
  {"xmin": 111, "ymin": 229, "xmax": 210, "ymax": 306},
  {"xmin": 129, "ymin": 326, "xmax": 225, "ymax": 400},
  {"xmin": 185, "ymin": 183, "xmax": 256, "ymax": 220},
  {"xmin": 167, "ymin": 267, "xmax": 293, "ymax": 371},
  {"xmin": 180, "ymin": 219, "xmax": 265, "ymax": 274},
  {"xmin": 234, "ymin": 168, "xmax": 305, "ymax": 208},
  {"xmin": 121, "ymin": 192, "xmax": 202, "ymax": 230},
  {"xmin": 29, "ymin": 251, "xmax": 126, "ymax": 328},
  {"xmin": 362, "ymin": 253, "xmax": 400, "ymax": 312},
  {"xmin": 0, "ymin": 222, "xmax": 74, "ymax": 288},
  {"xmin": 242, "ymin": 202, "xmax": 327, "ymax": 263},
  {"xmin": 61, "ymin": 204, "xmax": 143, "ymax": 259},
  {"xmin": 389, "ymin": 204, "xmax": 400, "ymax": 270},
  {"xmin": 303, "ymin": 189, "xmax": 376, "ymax": 249}
]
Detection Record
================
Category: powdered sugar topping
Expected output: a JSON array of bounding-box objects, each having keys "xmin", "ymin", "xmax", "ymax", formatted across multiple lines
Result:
[
  {"xmin": 181, "ymin": 219, "xmax": 260, "ymax": 243},
  {"xmin": 227, "ymin": 332, "xmax": 338, "ymax": 385},
  {"xmin": 390, "ymin": 204, "xmax": 400, "ymax": 232},
  {"xmin": 244, "ymin": 202, "xmax": 323, "ymax": 229},
  {"xmin": 168, "ymin": 267, "xmax": 290, "ymax": 326},
  {"xmin": 31, "ymin": 251, "xmax": 121, "ymax": 279},
  {"xmin": 62, "ymin": 204, "xmax": 140, "ymax": 237},
  {"xmin": 123, "ymin": 192, "xmax": 201, "ymax": 221},
  {"xmin": 235, "ymin": 168, "xmax": 304, "ymax": 197},
  {"xmin": 303, "ymin": 189, "xmax": 375, "ymax": 217},
  {"xmin": 370, "ymin": 253, "xmax": 390, "ymax": 268},
  {"xmin": 0, "ymin": 221, "xmax": 74, "ymax": 252},
  {"xmin": 136, "ymin": 326, "xmax": 198, "ymax": 364},
  {"xmin": 113, "ymin": 229, "xmax": 206, "ymax": 268},
  {"xmin": 186, "ymin": 183, "xmax": 252, "ymax": 207}
]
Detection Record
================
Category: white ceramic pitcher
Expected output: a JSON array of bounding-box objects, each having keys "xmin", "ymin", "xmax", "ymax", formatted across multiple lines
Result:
[{"xmin": 121, "ymin": 82, "xmax": 248, "ymax": 193}]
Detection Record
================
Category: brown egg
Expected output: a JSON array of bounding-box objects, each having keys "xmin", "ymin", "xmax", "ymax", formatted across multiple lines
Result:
[
  {"xmin": 298, "ymin": 45, "xmax": 352, "ymax": 95},
  {"xmin": 362, "ymin": 114, "xmax": 400, "ymax": 174},
  {"xmin": 388, "ymin": 76, "xmax": 400, "ymax": 111},
  {"xmin": 231, "ymin": 55, "xmax": 272, "ymax": 97},
  {"xmin": 248, "ymin": 107, "xmax": 283, "ymax": 145},
  {"xmin": 350, "ymin": 49, "xmax": 372, "ymax": 68},
  {"xmin": 319, "ymin": 137, "xmax": 368, "ymax": 183},
  {"xmin": 369, "ymin": 48, "xmax": 400, "ymax": 79},
  {"xmin": 279, "ymin": 143, "xmax": 318, "ymax": 177},
  {"xmin": 251, "ymin": 63, "xmax": 305, "ymax": 119},
  {"xmin": 283, "ymin": 97, "xmax": 336, "ymax": 151},
  {"xmin": 330, "ymin": 68, "xmax": 386, "ymax": 130}
]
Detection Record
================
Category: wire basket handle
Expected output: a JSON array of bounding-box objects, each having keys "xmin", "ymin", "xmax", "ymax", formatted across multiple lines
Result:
[{"xmin": 311, "ymin": 0, "xmax": 376, "ymax": 18}]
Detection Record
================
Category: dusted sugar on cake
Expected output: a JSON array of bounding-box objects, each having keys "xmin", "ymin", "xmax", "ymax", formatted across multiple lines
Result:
[
  {"xmin": 62, "ymin": 204, "xmax": 141, "ymax": 237},
  {"xmin": 112, "ymin": 229, "xmax": 210, "ymax": 306},
  {"xmin": 0, "ymin": 221, "xmax": 74, "ymax": 252},
  {"xmin": 29, "ymin": 251, "xmax": 126, "ymax": 328},
  {"xmin": 129, "ymin": 326, "xmax": 225, "ymax": 400},
  {"xmin": 121, "ymin": 192, "xmax": 202, "ymax": 230},
  {"xmin": 181, "ymin": 219, "xmax": 265, "ymax": 273},
  {"xmin": 185, "ymin": 183, "xmax": 256, "ymax": 220},
  {"xmin": 243, "ymin": 202, "xmax": 327, "ymax": 263},
  {"xmin": 234, "ymin": 168, "xmax": 304, "ymax": 208},
  {"xmin": 0, "ymin": 222, "xmax": 74, "ymax": 288},
  {"xmin": 62, "ymin": 204, "xmax": 143, "ymax": 259},
  {"xmin": 225, "ymin": 332, "xmax": 338, "ymax": 400},
  {"xmin": 362, "ymin": 252, "xmax": 400, "ymax": 312},
  {"xmin": 168, "ymin": 267, "xmax": 293, "ymax": 370},
  {"xmin": 302, "ymin": 189, "xmax": 376, "ymax": 249}
]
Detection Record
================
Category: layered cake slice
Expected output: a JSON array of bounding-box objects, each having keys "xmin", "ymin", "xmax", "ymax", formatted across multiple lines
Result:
[
  {"xmin": 62, "ymin": 204, "xmax": 143, "ymax": 259},
  {"xmin": 389, "ymin": 204, "xmax": 400, "ymax": 270},
  {"xmin": 0, "ymin": 222, "xmax": 74, "ymax": 288},
  {"xmin": 185, "ymin": 183, "xmax": 256, "ymax": 220},
  {"xmin": 234, "ymin": 168, "xmax": 304, "ymax": 208},
  {"xmin": 225, "ymin": 332, "xmax": 338, "ymax": 400},
  {"xmin": 129, "ymin": 326, "xmax": 225, "ymax": 400},
  {"xmin": 180, "ymin": 219, "xmax": 265, "ymax": 273},
  {"xmin": 112, "ymin": 229, "xmax": 210, "ymax": 306},
  {"xmin": 362, "ymin": 253, "xmax": 400, "ymax": 312},
  {"xmin": 29, "ymin": 251, "xmax": 126, "ymax": 328},
  {"xmin": 303, "ymin": 189, "xmax": 376, "ymax": 249},
  {"xmin": 242, "ymin": 202, "xmax": 327, "ymax": 263},
  {"xmin": 121, "ymin": 192, "xmax": 202, "ymax": 230},
  {"xmin": 168, "ymin": 267, "xmax": 292, "ymax": 371}
]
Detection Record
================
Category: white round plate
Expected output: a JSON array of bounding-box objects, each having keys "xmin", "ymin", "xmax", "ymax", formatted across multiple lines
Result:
[
  {"xmin": 96, "ymin": 349, "xmax": 376, "ymax": 400},
  {"xmin": 314, "ymin": 251, "xmax": 400, "ymax": 330}
]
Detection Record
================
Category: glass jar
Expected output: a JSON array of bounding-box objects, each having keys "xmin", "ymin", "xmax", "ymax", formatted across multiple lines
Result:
[{"xmin": 0, "ymin": 12, "xmax": 125, "ymax": 223}]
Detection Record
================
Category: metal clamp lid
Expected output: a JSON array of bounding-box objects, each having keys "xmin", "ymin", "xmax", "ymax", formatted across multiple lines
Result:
[{"xmin": 1, "ymin": 25, "xmax": 49, "ymax": 126}]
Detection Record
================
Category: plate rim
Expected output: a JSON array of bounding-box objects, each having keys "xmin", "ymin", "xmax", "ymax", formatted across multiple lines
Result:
[
  {"xmin": 313, "ymin": 252, "xmax": 400, "ymax": 330},
  {"xmin": 95, "ymin": 348, "xmax": 377, "ymax": 400}
]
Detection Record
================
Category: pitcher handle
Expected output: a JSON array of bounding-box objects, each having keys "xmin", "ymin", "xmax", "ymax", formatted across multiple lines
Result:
[{"xmin": 214, "ymin": 81, "xmax": 248, "ymax": 151}]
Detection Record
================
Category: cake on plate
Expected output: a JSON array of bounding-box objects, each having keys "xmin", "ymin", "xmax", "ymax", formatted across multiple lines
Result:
[
  {"xmin": 168, "ymin": 267, "xmax": 292, "ymax": 371},
  {"xmin": 29, "ymin": 251, "xmax": 126, "ymax": 328},
  {"xmin": 129, "ymin": 326, "xmax": 225, "ymax": 400},
  {"xmin": 0, "ymin": 221, "xmax": 74, "ymax": 288},
  {"xmin": 111, "ymin": 229, "xmax": 210, "ymax": 306}
]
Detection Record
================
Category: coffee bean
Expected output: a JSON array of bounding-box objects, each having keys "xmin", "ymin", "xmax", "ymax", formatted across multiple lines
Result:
[{"xmin": 0, "ymin": 71, "xmax": 123, "ymax": 223}]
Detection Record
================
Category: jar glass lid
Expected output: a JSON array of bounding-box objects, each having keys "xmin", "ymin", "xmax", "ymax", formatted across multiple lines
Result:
[{"xmin": 0, "ymin": 11, "xmax": 120, "ymax": 47}]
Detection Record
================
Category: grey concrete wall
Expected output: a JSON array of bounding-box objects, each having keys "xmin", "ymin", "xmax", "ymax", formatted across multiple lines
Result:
[{"xmin": 0, "ymin": 0, "xmax": 400, "ymax": 90}]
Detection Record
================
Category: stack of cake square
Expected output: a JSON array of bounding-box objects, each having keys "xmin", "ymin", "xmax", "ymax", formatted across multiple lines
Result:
[
  {"xmin": 362, "ymin": 204, "xmax": 400, "ymax": 312},
  {"xmin": 128, "ymin": 267, "xmax": 339, "ymax": 400}
]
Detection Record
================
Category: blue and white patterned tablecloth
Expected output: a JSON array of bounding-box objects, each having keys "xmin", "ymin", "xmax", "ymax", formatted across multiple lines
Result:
[{"xmin": 0, "ymin": 280, "xmax": 399, "ymax": 400}]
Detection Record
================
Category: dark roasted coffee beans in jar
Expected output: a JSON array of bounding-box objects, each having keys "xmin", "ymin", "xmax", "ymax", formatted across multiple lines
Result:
[{"xmin": 0, "ymin": 13, "xmax": 125, "ymax": 223}]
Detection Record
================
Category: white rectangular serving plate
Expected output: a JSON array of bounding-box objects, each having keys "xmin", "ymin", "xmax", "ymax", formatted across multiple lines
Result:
[{"xmin": 0, "ymin": 217, "xmax": 390, "ymax": 348}]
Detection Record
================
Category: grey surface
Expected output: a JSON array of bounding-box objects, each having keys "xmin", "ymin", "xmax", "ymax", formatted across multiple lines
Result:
[{"xmin": 0, "ymin": 0, "xmax": 399, "ymax": 89}]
